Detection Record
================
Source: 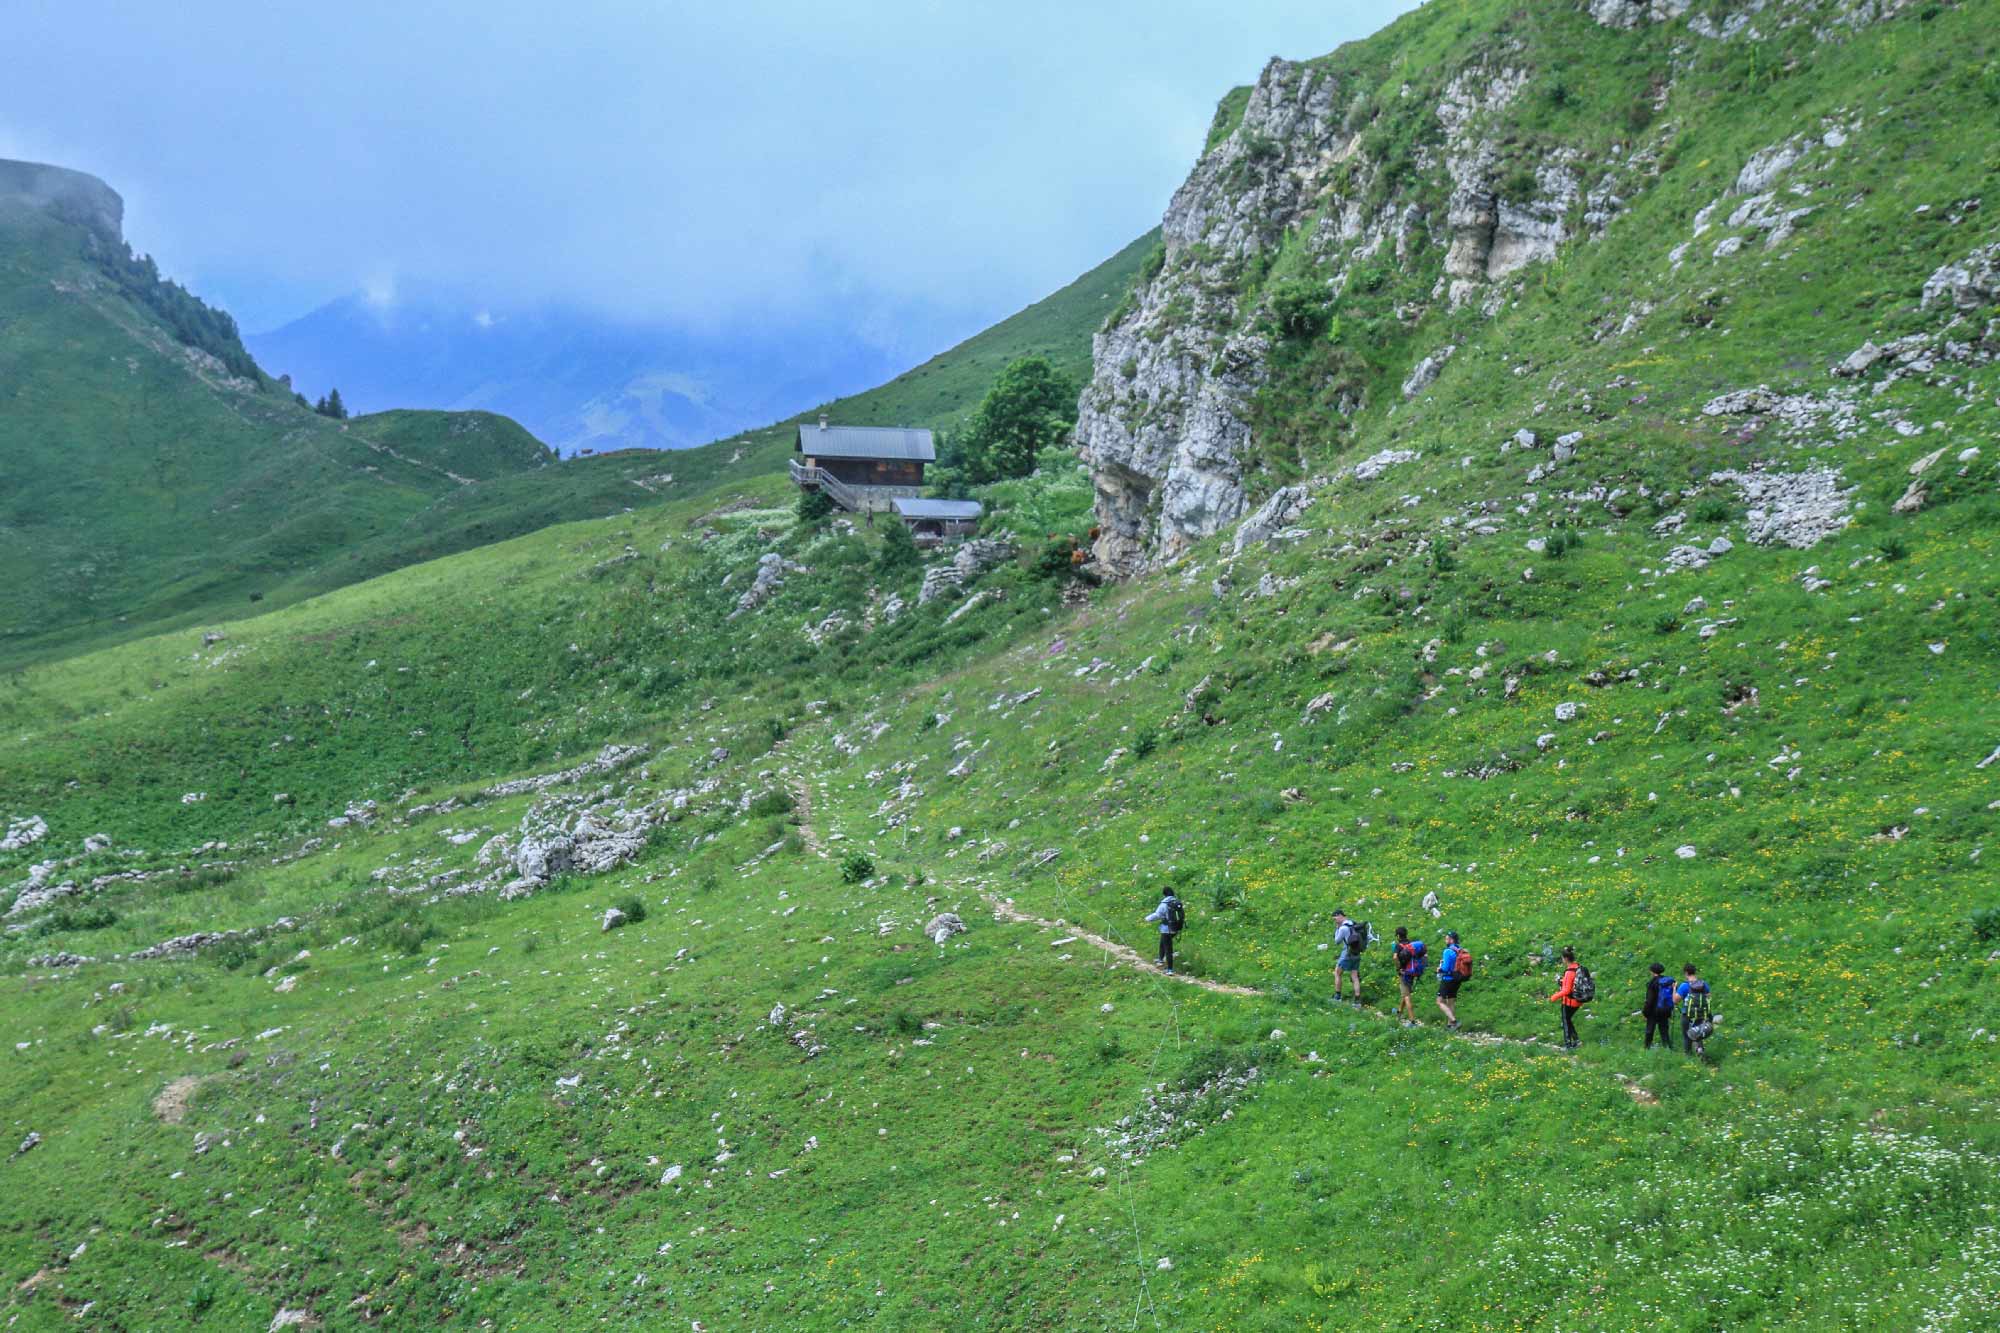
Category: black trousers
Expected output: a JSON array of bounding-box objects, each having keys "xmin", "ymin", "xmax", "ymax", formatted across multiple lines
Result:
[
  {"xmin": 1157, "ymin": 933, "xmax": 1174, "ymax": 970},
  {"xmin": 1644, "ymin": 1012, "xmax": 1673, "ymax": 1048},
  {"xmin": 1560, "ymin": 1005, "xmax": 1579, "ymax": 1047}
]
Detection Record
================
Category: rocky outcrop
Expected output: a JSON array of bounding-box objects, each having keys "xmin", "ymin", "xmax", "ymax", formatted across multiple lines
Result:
[
  {"xmin": 1075, "ymin": 47, "xmax": 1625, "ymax": 574},
  {"xmin": 731, "ymin": 553, "xmax": 805, "ymax": 618},
  {"xmin": 0, "ymin": 159, "xmax": 123, "ymax": 243},
  {"xmin": 917, "ymin": 538, "xmax": 1016, "ymax": 605},
  {"xmin": 1076, "ymin": 59, "xmax": 1342, "ymax": 574},
  {"xmin": 1588, "ymin": 0, "xmax": 1692, "ymax": 28}
]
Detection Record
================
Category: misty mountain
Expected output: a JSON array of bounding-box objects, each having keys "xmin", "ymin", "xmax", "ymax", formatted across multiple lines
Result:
[{"xmin": 249, "ymin": 294, "xmax": 939, "ymax": 454}]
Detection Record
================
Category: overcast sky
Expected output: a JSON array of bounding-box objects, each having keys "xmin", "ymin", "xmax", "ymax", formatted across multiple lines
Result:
[{"xmin": 5, "ymin": 0, "xmax": 1414, "ymax": 341}]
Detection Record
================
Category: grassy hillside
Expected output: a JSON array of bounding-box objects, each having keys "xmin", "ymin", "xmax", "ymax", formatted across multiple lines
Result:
[
  {"xmin": 3, "ymin": 2, "xmax": 1999, "ymax": 1329},
  {"xmin": 0, "ymin": 184, "xmax": 1151, "ymax": 670}
]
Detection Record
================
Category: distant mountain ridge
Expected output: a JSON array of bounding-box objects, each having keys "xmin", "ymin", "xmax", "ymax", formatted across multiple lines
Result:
[{"xmin": 249, "ymin": 290, "xmax": 945, "ymax": 455}]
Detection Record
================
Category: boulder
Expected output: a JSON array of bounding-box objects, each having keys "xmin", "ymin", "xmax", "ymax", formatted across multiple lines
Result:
[{"xmin": 925, "ymin": 912, "xmax": 968, "ymax": 944}]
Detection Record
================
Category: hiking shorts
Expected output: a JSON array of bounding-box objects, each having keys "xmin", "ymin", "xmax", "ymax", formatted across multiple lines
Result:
[
  {"xmin": 1399, "ymin": 972, "xmax": 1416, "ymax": 993},
  {"xmin": 1437, "ymin": 977, "xmax": 1462, "ymax": 999},
  {"xmin": 1335, "ymin": 953, "xmax": 1359, "ymax": 972}
]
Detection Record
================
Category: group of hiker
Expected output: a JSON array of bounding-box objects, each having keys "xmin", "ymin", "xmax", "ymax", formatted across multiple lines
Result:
[{"xmin": 1142, "ymin": 889, "xmax": 1716, "ymax": 1055}]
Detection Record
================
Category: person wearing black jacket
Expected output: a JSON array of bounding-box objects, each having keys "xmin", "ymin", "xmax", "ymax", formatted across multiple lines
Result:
[{"xmin": 1641, "ymin": 962, "xmax": 1676, "ymax": 1051}]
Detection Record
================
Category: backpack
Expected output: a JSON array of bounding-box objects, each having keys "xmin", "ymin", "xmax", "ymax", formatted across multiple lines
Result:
[
  {"xmin": 1682, "ymin": 981, "xmax": 1711, "ymax": 1026},
  {"xmin": 1571, "ymin": 966, "xmax": 1596, "ymax": 1004},
  {"xmin": 1403, "ymin": 939, "xmax": 1427, "ymax": 977},
  {"xmin": 1344, "ymin": 921, "xmax": 1369, "ymax": 954},
  {"xmin": 1165, "ymin": 897, "xmax": 1186, "ymax": 934},
  {"xmin": 1648, "ymin": 976, "xmax": 1675, "ymax": 1015},
  {"xmin": 1453, "ymin": 948, "xmax": 1473, "ymax": 980}
]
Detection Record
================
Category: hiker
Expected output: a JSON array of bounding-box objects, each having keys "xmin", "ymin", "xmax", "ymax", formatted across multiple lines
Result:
[
  {"xmin": 1436, "ymin": 930, "xmax": 1467, "ymax": 1029},
  {"xmin": 1642, "ymin": 962, "xmax": 1676, "ymax": 1051},
  {"xmin": 1332, "ymin": 909, "xmax": 1366, "ymax": 1006},
  {"xmin": 1141, "ymin": 888, "xmax": 1185, "ymax": 975},
  {"xmin": 1391, "ymin": 927, "xmax": 1426, "ymax": 1026},
  {"xmin": 1549, "ymin": 947, "xmax": 1585, "ymax": 1049},
  {"xmin": 1676, "ymin": 963, "xmax": 1713, "ymax": 1056}
]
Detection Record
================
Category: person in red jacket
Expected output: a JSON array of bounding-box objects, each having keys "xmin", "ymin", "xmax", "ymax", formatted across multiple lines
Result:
[{"xmin": 1549, "ymin": 947, "xmax": 1581, "ymax": 1050}]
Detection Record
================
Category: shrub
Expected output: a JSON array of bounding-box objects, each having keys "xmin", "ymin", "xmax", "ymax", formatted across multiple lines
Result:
[
  {"xmin": 1973, "ymin": 906, "xmax": 2000, "ymax": 943},
  {"xmin": 615, "ymin": 895, "xmax": 648, "ymax": 925},
  {"xmin": 840, "ymin": 851, "xmax": 875, "ymax": 884},
  {"xmin": 1546, "ymin": 527, "xmax": 1580, "ymax": 560},
  {"xmin": 1694, "ymin": 495, "xmax": 1736, "ymax": 524},
  {"xmin": 1655, "ymin": 613, "xmax": 1683, "ymax": 635},
  {"xmin": 1132, "ymin": 729, "xmax": 1159, "ymax": 759},
  {"xmin": 1267, "ymin": 277, "xmax": 1332, "ymax": 341},
  {"xmin": 796, "ymin": 488, "xmax": 836, "ymax": 525},
  {"xmin": 877, "ymin": 520, "xmax": 923, "ymax": 576},
  {"xmin": 892, "ymin": 1009, "xmax": 923, "ymax": 1037},
  {"xmin": 1878, "ymin": 537, "xmax": 1909, "ymax": 562},
  {"xmin": 746, "ymin": 789, "xmax": 794, "ymax": 819},
  {"xmin": 1210, "ymin": 882, "xmax": 1243, "ymax": 912}
]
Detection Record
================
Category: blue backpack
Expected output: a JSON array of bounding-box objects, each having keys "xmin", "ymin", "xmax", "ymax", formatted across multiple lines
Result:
[
  {"xmin": 1402, "ymin": 939, "xmax": 1427, "ymax": 978},
  {"xmin": 1649, "ymin": 976, "xmax": 1676, "ymax": 1015}
]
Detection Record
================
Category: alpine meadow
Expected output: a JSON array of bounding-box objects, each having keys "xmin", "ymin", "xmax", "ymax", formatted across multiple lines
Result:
[{"xmin": 3, "ymin": 2, "xmax": 2000, "ymax": 1330}]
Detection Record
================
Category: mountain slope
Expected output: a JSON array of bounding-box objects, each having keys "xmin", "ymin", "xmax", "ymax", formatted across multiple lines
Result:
[
  {"xmin": 2, "ymin": 4, "xmax": 1998, "ymax": 1328},
  {"xmin": 1, "ymin": 153, "xmax": 1148, "ymax": 669},
  {"xmin": 0, "ymin": 163, "xmax": 564, "ymax": 666}
]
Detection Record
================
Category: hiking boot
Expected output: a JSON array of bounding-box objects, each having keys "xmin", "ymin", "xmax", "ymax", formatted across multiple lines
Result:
[{"xmin": 1162, "ymin": 968, "xmax": 1174, "ymax": 975}]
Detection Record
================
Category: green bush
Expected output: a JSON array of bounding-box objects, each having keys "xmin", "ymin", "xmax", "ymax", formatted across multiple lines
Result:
[
  {"xmin": 615, "ymin": 895, "xmax": 648, "ymax": 925},
  {"xmin": 797, "ymin": 488, "xmax": 836, "ymax": 525},
  {"xmin": 1973, "ymin": 906, "xmax": 2000, "ymax": 942},
  {"xmin": 840, "ymin": 852, "xmax": 875, "ymax": 884},
  {"xmin": 747, "ymin": 789, "xmax": 794, "ymax": 819},
  {"xmin": 877, "ymin": 520, "xmax": 923, "ymax": 577}
]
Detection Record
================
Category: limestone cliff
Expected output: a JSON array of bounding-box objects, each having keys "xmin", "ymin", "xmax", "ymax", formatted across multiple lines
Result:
[{"xmin": 1073, "ymin": 0, "xmax": 1916, "ymax": 575}]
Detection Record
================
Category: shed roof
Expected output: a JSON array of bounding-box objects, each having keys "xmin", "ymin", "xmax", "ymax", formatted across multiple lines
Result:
[
  {"xmin": 892, "ymin": 498, "xmax": 984, "ymax": 520},
  {"xmin": 795, "ymin": 423, "xmax": 936, "ymax": 462}
]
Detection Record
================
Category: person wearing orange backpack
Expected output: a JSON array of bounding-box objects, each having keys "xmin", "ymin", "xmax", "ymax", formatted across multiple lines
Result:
[
  {"xmin": 1435, "ymin": 930, "xmax": 1468, "ymax": 1030},
  {"xmin": 1549, "ymin": 947, "xmax": 1583, "ymax": 1050}
]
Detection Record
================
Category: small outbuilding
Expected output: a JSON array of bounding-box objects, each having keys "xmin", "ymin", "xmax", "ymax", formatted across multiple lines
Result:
[
  {"xmin": 791, "ymin": 417, "xmax": 936, "ymax": 513},
  {"xmin": 892, "ymin": 497, "xmax": 983, "ymax": 545}
]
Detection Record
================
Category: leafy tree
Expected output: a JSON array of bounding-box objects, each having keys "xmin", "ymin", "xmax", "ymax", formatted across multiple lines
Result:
[
  {"xmin": 956, "ymin": 355, "xmax": 1076, "ymax": 484},
  {"xmin": 877, "ymin": 519, "xmax": 923, "ymax": 577}
]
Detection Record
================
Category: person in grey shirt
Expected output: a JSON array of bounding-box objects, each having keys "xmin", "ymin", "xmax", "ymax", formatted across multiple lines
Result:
[
  {"xmin": 1332, "ymin": 910, "xmax": 1364, "ymax": 1006},
  {"xmin": 1142, "ymin": 889, "xmax": 1182, "ymax": 974}
]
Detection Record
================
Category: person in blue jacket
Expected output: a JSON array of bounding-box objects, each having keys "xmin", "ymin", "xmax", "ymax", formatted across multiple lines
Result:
[{"xmin": 1435, "ymin": 931, "xmax": 1464, "ymax": 1030}]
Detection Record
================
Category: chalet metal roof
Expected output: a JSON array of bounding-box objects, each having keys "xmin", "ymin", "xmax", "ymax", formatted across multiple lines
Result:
[
  {"xmin": 891, "ymin": 498, "xmax": 983, "ymax": 520},
  {"xmin": 795, "ymin": 423, "xmax": 936, "ymax": 462}
]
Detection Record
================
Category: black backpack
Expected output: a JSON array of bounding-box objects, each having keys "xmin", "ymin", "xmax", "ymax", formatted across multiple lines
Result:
[
  {"xmin": 1344, "ymin": 921, "xmax": 1369, "ymax": 953},
  {"xmin": 1571, "ymin": 966, "xmax": 1596, "ymax": 1004},
  {"xmin": 1683, "ymin": 981, "xmax": 1711, "ymax": 1026},
  {"xmin": 1165, "ymin": 897, "xmax": 1186, "ymax": 934}
]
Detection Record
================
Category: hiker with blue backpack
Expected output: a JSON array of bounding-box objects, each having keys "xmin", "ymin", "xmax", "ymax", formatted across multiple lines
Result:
[
  {"xmin": 1435, "ymin": 930, "xmax": 1470, "ymax": 1030},
  {"xmin": 1642, "ymin": 962, "xmax": 1677, "ymax": 1051},
  {"xmin": 1676, "ymin": 964, "xmax": 1714, "ymax": 1057},
  {"xmin": 1142, "ymin": 888, "xmax": 1185, "ymax": 975},
  {"xmin": 1391, "ymin": 926, "xmax": 1427, "ymax": 1027}
]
